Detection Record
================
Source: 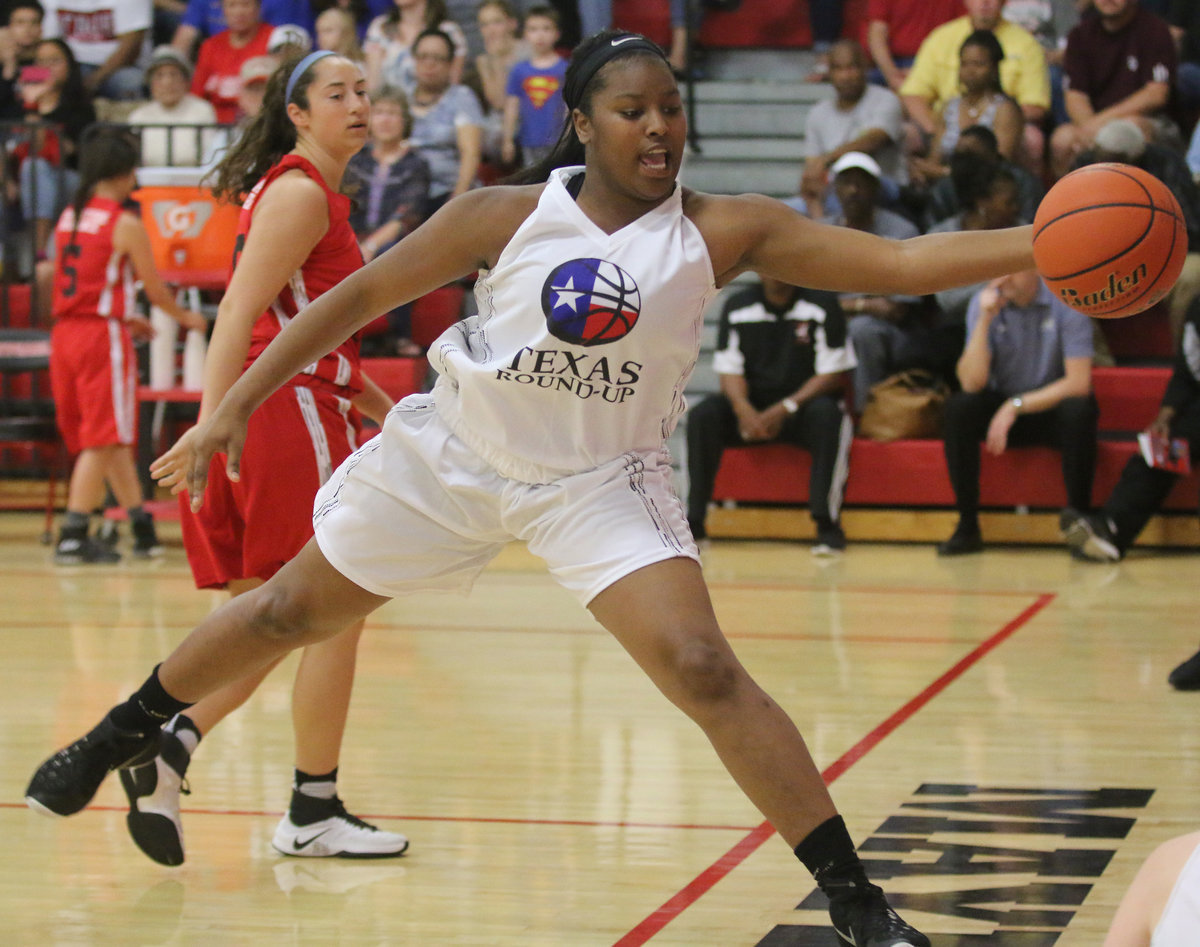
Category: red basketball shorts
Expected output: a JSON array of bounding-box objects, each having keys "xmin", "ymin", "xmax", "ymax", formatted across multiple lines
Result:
[
  {"xmin": 180, "ymin": 384, "xmax": 365, "ymax": 589},
  {"xmin": 49, "ymin": 316, "xmax": 137, "ymax": 454}
]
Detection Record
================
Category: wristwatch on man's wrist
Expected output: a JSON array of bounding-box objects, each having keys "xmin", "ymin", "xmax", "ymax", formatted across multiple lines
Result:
[
  {"xmin": 781, "ymin": 397, "xmax": 800, "ymax": 414},
  {"xmin": 1009, "ymin": 396, "xmax": 1024, "ymax": 413}
]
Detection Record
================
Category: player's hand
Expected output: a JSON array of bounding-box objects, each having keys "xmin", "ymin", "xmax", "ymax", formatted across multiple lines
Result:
[
  {"xmin": 126, "ymin": 314, "xmax": 155, "ymax": 341},
  {"xmin": 179, "ymin": 309, "xmax": 207, "ymax": 332},
  {"xmin": 150, "ymin": 411, "xmax": 246, "ymax": 511}
]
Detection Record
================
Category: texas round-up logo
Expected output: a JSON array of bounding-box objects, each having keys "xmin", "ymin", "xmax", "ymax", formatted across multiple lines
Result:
[{"xmin": 541, "ymin": 258, "xmax": 641, "ymax": 346}]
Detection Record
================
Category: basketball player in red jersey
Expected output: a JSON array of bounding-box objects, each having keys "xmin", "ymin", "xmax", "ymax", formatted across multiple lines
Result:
[
  {"xmin": 112, "ymin": 51, "xmax": 409, "ymax": 867},
  {"xmin": 49, "ymin": 130, "xmax": 206, "ymax": 565},
  {"xmin": 30, "ymin": 33, "xmax": 1035, "ymax": 945}
]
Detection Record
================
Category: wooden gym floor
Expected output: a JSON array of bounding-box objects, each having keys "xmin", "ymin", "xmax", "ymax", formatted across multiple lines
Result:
[{"xmin": 1, "ymin": 510, "xmax": 1198, "ymax": 945}]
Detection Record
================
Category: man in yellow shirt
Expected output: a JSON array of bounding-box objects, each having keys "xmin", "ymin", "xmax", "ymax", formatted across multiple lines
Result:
[{"xmin": 900, "ymin": 0, "xmax": 1049, "ymax": 170}]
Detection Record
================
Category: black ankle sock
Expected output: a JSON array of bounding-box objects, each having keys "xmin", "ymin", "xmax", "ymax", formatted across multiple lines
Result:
[
  {"xmin": 62, "ymin": 511, "xmax": 89, "ymax": 534},
  {"xmin": 794, "ymin": 815, "xmax": 869, "ymax": 897},
  {"xmin": 108, "ymin": 664, "xmax": 194, "ymax": 734},
  {"xmin": 289, "ymin": 768, "xmax": 339, "ymax": 825},
  {"xmin": 957, "ymin": 516, "xmax": 980, "ymax": 535},
  {"xmin": 128, "ymin": 506, "xmax": 152, "ymax": 525}
]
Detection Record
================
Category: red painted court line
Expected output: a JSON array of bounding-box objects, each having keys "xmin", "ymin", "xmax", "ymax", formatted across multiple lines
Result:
[
  {"xmin": 612, "ymin": 591, "xmax": 1056, "ymax": 947},
  {"xmin": 2, "ymin": 801, "xmax": 756, "ymax": 833}
]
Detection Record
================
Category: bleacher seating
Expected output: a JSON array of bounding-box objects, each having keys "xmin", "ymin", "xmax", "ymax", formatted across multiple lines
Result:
[{"xmin": 710, "ymin": 366, "xmax": 1199, "ymax": 514}]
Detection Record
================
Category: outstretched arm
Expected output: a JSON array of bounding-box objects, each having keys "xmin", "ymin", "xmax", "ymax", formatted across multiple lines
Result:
[{"xmin": 695, "ymin": 192, "xmax": 1034, "ymax": 298}]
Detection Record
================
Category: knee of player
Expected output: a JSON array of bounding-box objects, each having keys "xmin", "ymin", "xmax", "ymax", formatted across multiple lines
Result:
[
  {"xmin": 243, "ymin": 584, "xmax": 318, "ymax": 645},
  {"xmin": 671, "ymin": 638, "xmax": 740, "ymax": 706}
]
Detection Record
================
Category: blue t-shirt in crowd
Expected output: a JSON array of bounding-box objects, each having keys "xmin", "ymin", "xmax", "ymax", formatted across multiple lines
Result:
[
  {"xmin": 183, "ymin": 0, "xmax": 314, "ymax": 34},
  {"xmin": 967, "ymin": 280, "xmax": 1094, "ymax": 396},
  {"xmin": 505, "ymin": 57, "xmax": 567, "ymax": 150}
]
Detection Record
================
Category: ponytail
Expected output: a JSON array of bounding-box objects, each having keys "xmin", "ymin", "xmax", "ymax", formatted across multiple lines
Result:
[{"xmin": 68, "ymin": 128, "xmax": 139, "ymax": 245}]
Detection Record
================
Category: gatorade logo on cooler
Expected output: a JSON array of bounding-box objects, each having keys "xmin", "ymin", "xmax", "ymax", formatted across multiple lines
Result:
[{"xmin": 151, "ymin": 201, "xmax": 214, "ymax": 239}]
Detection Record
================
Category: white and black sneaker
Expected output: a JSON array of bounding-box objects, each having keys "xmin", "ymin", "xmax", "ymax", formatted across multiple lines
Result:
[
  {"xmin": 54, "ymin": 533, "xmax": 121, "ymax": 565},
  {"xmin": 272, "ymin": 800, "xmax": 409, "ymax": 859},
  {"xmin": 119, "ymin": 729, "xmax": 191, "ymax": 866},
  {"xmin": 828, "ymin": 882, "xmax": 930, "ymax": 947},
  {"xmin": 1061, "ymin": 507, "xmax": 1121, "ymax": 562},
  {"xmin": 131, "ymin": 516, "xmax": 165, "ymax": 559}
]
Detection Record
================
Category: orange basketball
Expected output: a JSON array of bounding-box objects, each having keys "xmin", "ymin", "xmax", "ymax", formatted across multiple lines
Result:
[{"xmin": 1032, "ymin": 163, "xmax": 1187, "ymax": 319}]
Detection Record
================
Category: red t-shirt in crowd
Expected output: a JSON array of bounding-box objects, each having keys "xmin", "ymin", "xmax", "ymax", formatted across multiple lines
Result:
[
  {"xmin": 865, "ymin": 0, "xmax": 965, "ymax": 59},
  {"xmin": 191, "ymin": 21, "xmax": 272, "ymax": 123}
]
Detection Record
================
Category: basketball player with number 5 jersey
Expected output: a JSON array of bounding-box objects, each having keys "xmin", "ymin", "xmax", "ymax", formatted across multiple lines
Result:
[{"xmin": 48, "ymin": 131, "xmax": 205, "ymax": 565}]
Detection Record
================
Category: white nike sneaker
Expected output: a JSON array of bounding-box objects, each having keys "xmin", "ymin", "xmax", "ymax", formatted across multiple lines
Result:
[{"xmin": 271, "ymin": 801, "xmax": 410, "ymax": 859}]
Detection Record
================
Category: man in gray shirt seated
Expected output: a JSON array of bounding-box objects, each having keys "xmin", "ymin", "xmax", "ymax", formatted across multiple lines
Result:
[
  {"xmin": 800, "ymin": 39, "xmax": 908, "ymax": 216},
  {"xmin": 938, "ymin": 269, "xmax": 1098, "ymax": 555}
]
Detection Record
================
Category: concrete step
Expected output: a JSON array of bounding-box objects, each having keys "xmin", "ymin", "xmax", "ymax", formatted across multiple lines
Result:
[
  {"xmin": 688, "ymin": 136, "xmax": 806, "ymax": 161},
  {"xmin": 686, "ymin": 99, "xmax": 810, "ymax": 138},
  {"xmin": 687, "ymin": 79, "xmax": 831, "ymax": 105},
  {"xmin": 679, "ymin": 156, "xmax": 801, "ymax": 198},
  {"xmin": 699, "ymin": 48, "xmax": 825, "ymax": 83}
]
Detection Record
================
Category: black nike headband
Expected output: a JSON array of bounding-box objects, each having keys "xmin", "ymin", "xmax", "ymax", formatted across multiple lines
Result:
[{"xmin": 561, "ymin": 33, "xmax": 669, "ymax": 112}]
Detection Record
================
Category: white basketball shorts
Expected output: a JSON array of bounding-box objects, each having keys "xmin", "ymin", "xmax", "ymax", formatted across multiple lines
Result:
[{"xmin": 312, "ymin": 395, "xmax": 699, "ymax": 606}]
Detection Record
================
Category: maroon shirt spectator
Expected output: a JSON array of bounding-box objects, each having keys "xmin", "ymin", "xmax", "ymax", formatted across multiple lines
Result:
[{"xmin": 1050, "ymin": 0, "xmax": 1176, "ymax": 178}]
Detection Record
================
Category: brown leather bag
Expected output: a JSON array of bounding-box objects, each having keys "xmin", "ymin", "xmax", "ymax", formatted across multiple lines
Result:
[{"xmin": 857, "ymin": 370, "xmax": 950, "ymax": 442}]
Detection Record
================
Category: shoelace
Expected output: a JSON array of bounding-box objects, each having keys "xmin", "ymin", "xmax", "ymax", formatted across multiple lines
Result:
[{"xmin": 330, "ymin": 798, "xmax": 378, "ymax": 832}]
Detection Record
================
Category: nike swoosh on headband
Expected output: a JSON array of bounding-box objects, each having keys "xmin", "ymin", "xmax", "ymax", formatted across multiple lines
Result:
[{"xmin": 611, "ymin": 36, "xmax": 638, "ymax": 46}]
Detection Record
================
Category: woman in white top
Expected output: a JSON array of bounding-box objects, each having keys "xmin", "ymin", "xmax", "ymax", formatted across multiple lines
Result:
[
  {"xmin": 27, "ymin": 31, "xmax": 1036, "ymax": 947},
  {"xmin": 362, "ymin": 0, "xmax": 465, "ymax": 93}
]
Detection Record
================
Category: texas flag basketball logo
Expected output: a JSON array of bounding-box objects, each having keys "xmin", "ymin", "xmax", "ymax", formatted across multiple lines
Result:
[{"xmin": 541, "ymin": 258, "xmax": 641, "ymax": 346}]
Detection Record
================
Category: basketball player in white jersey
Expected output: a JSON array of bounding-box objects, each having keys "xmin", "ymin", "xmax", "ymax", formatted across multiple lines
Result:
[
  {"xmin": 28, "ymin": 30, "xmax": 1036, "ymax": 947},
  {"xmin": 1105, "ymin": 830, "xmax": 1200, "ymax": 946}
]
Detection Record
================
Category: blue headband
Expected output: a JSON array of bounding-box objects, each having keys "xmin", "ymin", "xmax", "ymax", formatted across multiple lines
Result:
[{"xmin": 285, "ymin": 50, "xmax": 336, "ymax": 105}]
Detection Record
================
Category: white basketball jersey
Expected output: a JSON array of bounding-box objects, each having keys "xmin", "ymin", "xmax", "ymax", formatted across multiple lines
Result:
[
  {"xmin": 430, "ymin": 166, "xmax": 716, "ymax": 483},
  {"xmin": 1152, "ymin": 841, "xmax": 1200, "ymax": 946}
]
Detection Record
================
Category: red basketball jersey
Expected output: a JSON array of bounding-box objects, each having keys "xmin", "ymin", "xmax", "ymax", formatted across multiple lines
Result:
[
  {"xmin": 235, "ymin": 154, "xmax": 364, "ymax": 398},
  {"xmin": 51, "ymin": 196, "xmax": 135, "ymax": 321}
]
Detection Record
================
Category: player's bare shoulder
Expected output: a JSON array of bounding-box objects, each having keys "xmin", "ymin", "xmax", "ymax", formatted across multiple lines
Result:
[{"xmin": 436, "ymin": 183, "xmax": 546, "ymax": 266}]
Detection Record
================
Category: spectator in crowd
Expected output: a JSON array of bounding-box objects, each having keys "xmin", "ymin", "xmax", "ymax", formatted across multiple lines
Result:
[
  {"xmin": 1166, "ymin": 0, "xmax": 1200, "ymax": 111},
  {"xmin": 800, "ymin": 38, "xmax": 907, "ymax": 215},
  {"xmin": 1004, "ymin": 0, "xmax": 1085, "ymax": 124},
  {"xmin": 1189, "ymin": 121, "xmax": 1200, "ymax": 179},
  {"xmin": 348, "ymin": 85, "xmax": 430, "ymax": 354},
  {"xmin": 129, "ymin": 46, "xmax": 219, "ymax": 166},
  {"xmin": 803, "ymin": 0, "xmax": 845, "ymax": 82},
  {"xmin": 1079, "ymin": 118, "xmax": 1200, "ymax": 343},
  {"xmin": 364, "ymin": 0, "xmax": 467, "ymax": 95},
  {"xmin": 1103, "ymin": 830, "xmax": 1200, "ymax": 936},
  {"xmin": 574, "ymin": 2, "xmax": 694, "ymax": 75},
  {"xmin": 927, "ymin": 157, "xmax": 1025, "ymax": 336},
  {"xmin": 900, "ymin": 0, "xmax": 1049, "ymax": 173},
  {"xmin": 16, "ymin": 38, "xmax": 94, "ymax": 255},
  {"xmin": 39, "ymin": 0, "xmax": 149, "ymax": 99},
  {"xmin": 234, "ymin": 53, "xmax": 271, "ymax": 116},
  {"xmin": 923, "ymin": 123, "xmax": 1043, "ymax": 230},
  {"xmin": 408, "ymin": 27, "xmax": 482, "ymax": 213},
  {"xmin": 471, "ymin": 0, "xmax": 525, "ymax": 166},
  {"xmin": 822, "ymin": 152, "xmax": 924, "ymax": 414},
  {"xmin": 500, "ymin": 5, "xmax": 565, "ymax": 169},
  {"xmin": 0, "ymin": 0, "xmax": 44, "ymax": 120},
  {"xmin": 686, "ymin": 275, "xmax": 855, "ymax": 556},
  {"xmin": 315, "ymin": 7, "xmax": 364, "ymax": 59},
  {"xmin": 172, "ymin": 0, "xmax": 313, "ymax": 57},
  {"xmin": 191, "ymin": 0, "xmax": 273, "ymax": 123},
  {"xmin": 266, "ymin": 21, "xmax": 311, "ymax": 58},
  {"xmin": 1062, "ymin": 296, "xmax": 1200, "ymax": 564},
  {"xmin": 909, "ymin": 30, "xmax": 1025, "ymax": 188},
  {"xmin": 865, "ymin": 0, "xmax": 963, "ymax": 94},
  {"xmin": 1050, "ymin": 0, "xmax": 1177, "ymax": 180},
  {"xmin": 938, "ymin": 268, "xmax": 1097, "ymax": 555}
]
